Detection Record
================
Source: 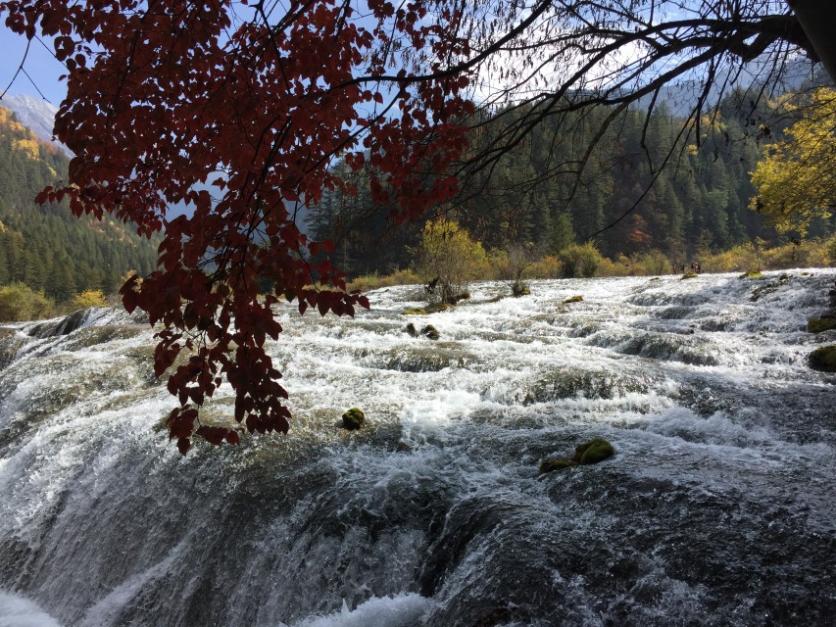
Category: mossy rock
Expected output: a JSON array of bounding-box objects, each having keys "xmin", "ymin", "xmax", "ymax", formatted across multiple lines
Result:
[
  {"xmin": 341, "ymin": 407, "xmax": 366, "ymax": 430},
  {"xmin": 402, "ymin": 303, "xmax": 452, "ymax": 316},
  {"xmin": 740, "ymin": 270, "xmax": 765, "ymax": 280},
  {"xmin": 573, "ymin": 438, "xmax": 615, "ymax": 464},
  {"xmin": 420, "ymin": 324, "xmax": 440, "ymax": 340},
  {"xmin": 681, "ymin": 272, "xmax": 698, "ymax": 280},
  {"xmin": 512, "ymin": 283, "xmax": 531, "ymax": 297},
  {"xmin": 562, "ymin": 295, "xmax": 583, "ymax": 304},
  {"xmin": 808, "ymin": 317, "xmax": 836, "ymax": 334},
  {"xmin": 809, "ymin": 345, "xmax": 836, "ymax": 373},
  {"xmin": 539, "ymin": 457, "xmax": 577, "ymax": 474}
]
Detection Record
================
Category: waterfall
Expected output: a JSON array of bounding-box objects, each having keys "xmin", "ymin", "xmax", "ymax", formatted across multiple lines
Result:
[{"xmin": 1, "ymin": 270, "xmax": 835, "ymax": 626}]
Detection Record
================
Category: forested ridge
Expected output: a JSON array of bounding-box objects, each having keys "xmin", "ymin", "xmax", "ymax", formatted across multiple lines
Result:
[
  {"xmin": 0, "ymin": 105, "xmax": 157, "ymax": 300},
  {"xmin": 311, "ymin": 89, "xmax": 836, "ymax": 278}
]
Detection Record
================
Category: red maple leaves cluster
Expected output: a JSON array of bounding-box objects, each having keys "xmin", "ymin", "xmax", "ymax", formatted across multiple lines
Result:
[{"xmin": 1, "ymin": 0, "xmax": 474, "ymax": 452}]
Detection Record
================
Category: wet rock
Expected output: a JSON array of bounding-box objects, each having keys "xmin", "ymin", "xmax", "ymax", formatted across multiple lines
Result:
[
  {"xmin": 396, "ymin": 441, "xmax": 413, "ymax": 453},
  {"xmin": 808, "ymin": 345, "xmax": 836, "ymax": 373},
  {"xmin": 404, "ymin": 323, "xmax": 419, "ymax": 337},
  {"xmin": 524, "ymin": 367, "xmax": 648, "ymax": 403},
  {"xmin": 512, "ymin": 282, "xmax": 530, "ymax": 297},
  {"xmin": 538, "ymin": 458, "xmax": 577, "ymax": 474},
  {"xmin": 421, "ymin": 325, "xmax": 440, "ymax": 340},
  {"xmin": 807, "ymin": 317, "xmax": 836, "ymax": 334},
  {"xmin": 681, "ymin": 271, "xmax": 698, "ymax": 280},
  {"xmin": 452, "ymin": 291, "xmax": 471, "ymax": 303},
  {"xmin": 0, "ymin": 328, "xmax": 24, "ymax": 370},
  {"xmin": 751, "ymin": 273, "xmax": 790, "ymax": 302},
  {"xmin": 382, "ymin": 345, "xmax": 475, "ymax": 372},
  {"xmin": 573, "ymin": 437, "xmax": 615, "ymax": 464},
  {"xmin": 26, "ymin": 308, "xmax": 93, "ymax": 338},
  {"xmin": 539, "ymin": 438, "xmax": 615, "ymax": 474},
  {"xmin": 562, "ymin": 295, "xmax": 583, "ymax": 304},
  {"xmin": 594, "ymin": 330, "xmax": 719, "ymax": 366},
  {"xmin": 341, "ymin": 407, "xmax": 365, "ymax": 430}
]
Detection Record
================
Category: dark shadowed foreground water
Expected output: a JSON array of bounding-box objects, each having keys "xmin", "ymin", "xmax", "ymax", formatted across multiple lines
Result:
[{"xmin": 0, "ymin": 271, "xmax": 835, "ymax": 626}]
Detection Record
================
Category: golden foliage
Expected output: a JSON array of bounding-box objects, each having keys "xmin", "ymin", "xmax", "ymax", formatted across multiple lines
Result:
[
  {"xmin": 418, "ymin": 218, "xmax": 488, "ymax": 285},
  {"xmin": 12, "ymin": 137, "xmax": 40, "ymax": 160},
  {"xmin": 71, "ymin": 289, "xmax": 108, "ymax": 309},
  {"xmin": 0, "ymin": 283, "xmax": 55, "ymax": 322},
  {"xmin": 751, "ymin": 88, "xmax": 836, "ymax": 235}
]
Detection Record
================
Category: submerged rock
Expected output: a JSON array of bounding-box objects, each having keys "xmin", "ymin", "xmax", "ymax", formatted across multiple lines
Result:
[
  {"xmin": 751, "ymin": 273, "xmax": 790, "ymax": 302},
  {"xmin": 538, "ymin": 458, "xmax": 577, "ymax": 474},
  {"xmin": 421, "ymin": 325, "xmax": 440, "ymax": 340},
  {"xmin": 807, "ymin": 317, "xmax": 836, "ymax": 334},
  {"xmin": 808, "ymin": 345, "xmax": 836, "ymax": 373},
  {"xmin": 681, "ymin": 272, "xmax": 698, "ymax": 280},
  {"xmin": 524, "ymin": 367, "xmax": 648, "ymax": 403},
  {"xmin": 405, "ymin": 323, "xmax": 419, "ymax": 337},
  {"xmin": 562, "ymin": 295, "xmax": 583, "ymax": 304},
  {"xmin": 341, "ymin": 407, "xmax": 366, "ymax": 430}
]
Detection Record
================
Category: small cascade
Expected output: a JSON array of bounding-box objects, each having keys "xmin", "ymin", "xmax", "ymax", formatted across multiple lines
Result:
[{"xmin": 1, "ymin": 270, "xmax": 835, "ymax": 626}]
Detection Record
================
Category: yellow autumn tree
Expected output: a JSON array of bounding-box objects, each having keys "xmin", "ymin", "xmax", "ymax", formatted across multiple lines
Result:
[
  {"xmin": 418, "ymin": 218, "xmax": 487, "ymax": 303},
  {"xmin": 751, "ymin": 88, "xmax": 836, "ymax": 235},
  {"xmin": 71, "ymin": 289, "xmax": 108, "ymax": 310}
]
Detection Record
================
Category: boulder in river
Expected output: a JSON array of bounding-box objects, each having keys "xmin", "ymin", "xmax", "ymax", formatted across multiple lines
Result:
[
  {"xmin": 808, "ymin": 345, "xmax": 836, "ymax": 373},
  {"xmin": 421, "ymin": 325, "xmax": 440, "ymax": 340},
  {"xmin": 574, "ymin": 437, "xmax": 615, "ymax": 464},
  {"xmin": 341, "ymin": 408, "xmax": 366, "ymax": 430},
  {"xmin": 807, "ymin": 317, "xmax": 836, "ymax": 334},
  {"xmin": 562, "ymin": 295, "xmax": 583, "ymax": 304},
  {"xmin": 512, "ymin": 282, "xmax": 531, "ymax": 297},
  {"xmin": 405, "ymin": 323, "xmax": 419, "ymax": 337}
]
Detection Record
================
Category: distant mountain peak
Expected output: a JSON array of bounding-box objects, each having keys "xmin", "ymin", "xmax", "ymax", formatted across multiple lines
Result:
[{"xmin": 0, "ymin": 94, "xmax": 71, "ymax": 156}]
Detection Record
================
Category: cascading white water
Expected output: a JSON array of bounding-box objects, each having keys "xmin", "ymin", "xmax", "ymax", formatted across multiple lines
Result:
[{"xmin": 1, "ymin": 270, "xmax": 835, "ymax": 626}]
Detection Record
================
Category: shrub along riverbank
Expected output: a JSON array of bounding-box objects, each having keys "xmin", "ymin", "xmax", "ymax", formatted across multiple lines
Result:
[{"xmin": 348, "ymin": 231, "xmax": 836, "ymax": 292}]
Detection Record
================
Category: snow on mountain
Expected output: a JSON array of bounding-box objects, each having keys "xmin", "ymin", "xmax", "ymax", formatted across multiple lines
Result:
[{"xmin": 1, "ymin": 94, "xmax": 71, "ymax": 156}]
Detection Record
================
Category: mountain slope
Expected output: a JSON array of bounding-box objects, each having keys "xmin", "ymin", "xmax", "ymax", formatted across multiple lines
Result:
[
  {"xmin": 0, "ymin": 105, "xmax": 157, "ymax": 300},
  {"xmin": 1, "ymin": 94, "xmax": 71, "ymax": 156}
]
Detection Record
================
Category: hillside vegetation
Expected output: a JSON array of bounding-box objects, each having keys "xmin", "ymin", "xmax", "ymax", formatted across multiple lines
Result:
[{"xmin": 0, "ymin": 105, "xmax": 157, "ymax": 317}]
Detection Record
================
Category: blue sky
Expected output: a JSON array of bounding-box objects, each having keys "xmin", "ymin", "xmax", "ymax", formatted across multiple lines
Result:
[{"xmin": 0, "ymin": 25, "xmax": 65, "ymax": 104}]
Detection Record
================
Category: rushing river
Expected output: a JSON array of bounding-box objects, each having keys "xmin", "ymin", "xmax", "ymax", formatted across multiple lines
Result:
[{"xmin": 0, "ymin": 271, "xmax": 835, "ymax": 626}]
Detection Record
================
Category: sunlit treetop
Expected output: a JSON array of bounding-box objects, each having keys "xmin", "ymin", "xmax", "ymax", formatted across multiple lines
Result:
[{"xmin": 752, "ymin": 87, "xmax": 836, "ymax": 236}]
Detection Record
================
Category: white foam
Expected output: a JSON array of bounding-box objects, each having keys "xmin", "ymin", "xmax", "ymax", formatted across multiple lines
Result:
[
  {"xmin": 289, "ymin": 593, "xmax": 434, "ymax": 627},
  {"xmin": 0, "ymin": 592, "xmax": 62, "ymax": 627}
]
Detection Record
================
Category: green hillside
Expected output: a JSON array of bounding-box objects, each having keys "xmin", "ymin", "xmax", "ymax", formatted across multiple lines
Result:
[
  {"xmin": 310, "ymin": 91, "xmax": 836, "ymax": 276},
  {"xmin": 0, "ymin": 106, "xmax": 157, "ymax": 301}
]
